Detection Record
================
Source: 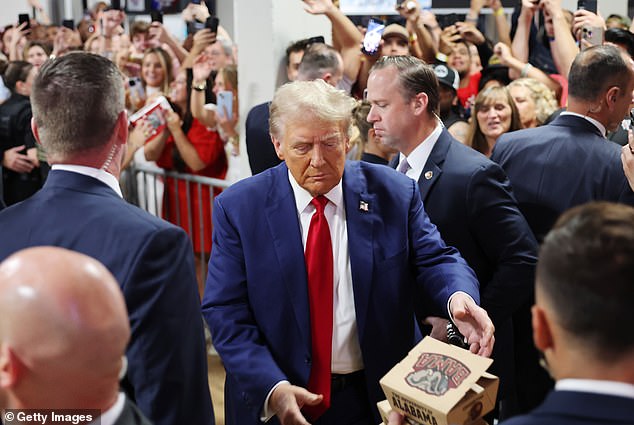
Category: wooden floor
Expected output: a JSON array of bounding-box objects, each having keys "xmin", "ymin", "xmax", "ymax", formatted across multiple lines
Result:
[{"xmin": 208, "ymin": 353, "xmax": 226, "ymax": 425}]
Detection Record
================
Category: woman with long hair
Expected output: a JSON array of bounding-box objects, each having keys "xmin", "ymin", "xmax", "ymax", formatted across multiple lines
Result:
[{"xmin": 466, "ymin": 86, "xmax": 522, "ymax": 157}]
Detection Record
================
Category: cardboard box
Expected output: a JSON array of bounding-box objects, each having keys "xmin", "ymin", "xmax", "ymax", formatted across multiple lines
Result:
[
  {"xmin": 380, "ymin": 337, "xmax": 498, "ymax": 425},
  {"xmin": 378, "ymin": 399, "xmax": 425, "ymax": 425}
]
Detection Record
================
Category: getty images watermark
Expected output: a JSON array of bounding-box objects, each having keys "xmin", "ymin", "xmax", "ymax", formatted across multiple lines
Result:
[{"xmin": 2, "ymin": 409, "xmax": 100, "ymax": 424}]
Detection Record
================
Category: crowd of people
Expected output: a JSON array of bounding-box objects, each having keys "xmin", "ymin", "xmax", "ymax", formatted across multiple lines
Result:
[{"xmin": 1, "ymin": 0, "xmax": 634, "ymax": 424}]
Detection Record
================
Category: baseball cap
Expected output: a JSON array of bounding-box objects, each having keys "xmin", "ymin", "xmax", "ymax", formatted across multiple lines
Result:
[
  {"xmin": 432, "ymin": 63, "xmax": 460, "ymax": 91},
  {"xmin": 382, "ymin": 24, "xmax": 409, "ymax": 42}
]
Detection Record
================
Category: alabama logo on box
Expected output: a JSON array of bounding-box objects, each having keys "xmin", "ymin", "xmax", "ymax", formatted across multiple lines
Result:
[{"xmin": 405, "ymin": 352, "xmax": 471, "ymax": 396}]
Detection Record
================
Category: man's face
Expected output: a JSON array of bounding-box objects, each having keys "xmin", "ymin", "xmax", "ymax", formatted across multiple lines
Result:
[
  {"xmin": 608, "ymin": 64, "xmax": 634, "ymax": 132},
  {"xmin": 380, "ymin": 36, "xmax": 409, "ymax": 57},
  {"xmin": 438, "ymin": 84, "xmax": 457, "ymax": 116},
  {"xmin": 286, "ymin": 50, "xmax": 304, "ymax": 82},
  {"xmin": 17, "ymin": 67, "xmax": 37, "ymax": 97},
  {"xmin": 272, "ymin": 119, "xmax": 349, "ymax": 197},
  {"xmin": 366, "ymin": 66, "xmax": 418, "ymax": 152},
  {"xmin": 448, "ymin": 42, "xmax": 471, "ymax": 78},
  {"xmin": 132, "ymin": 33, "xmax": 149, "ymax": 53}
]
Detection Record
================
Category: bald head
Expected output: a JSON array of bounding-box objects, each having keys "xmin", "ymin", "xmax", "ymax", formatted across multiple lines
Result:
[{"xmin": 0, "ymin": 247, "xmax": 130, "ymax": 409}]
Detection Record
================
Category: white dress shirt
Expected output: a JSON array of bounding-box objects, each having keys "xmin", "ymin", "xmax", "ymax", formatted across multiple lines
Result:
[
  {"xmin": 556, "ymin": 379, "xmax": 634, "ymax": 399},
  {"xmin": 90, "ymin": 392, "xmax": 125, "ymax": 425},
  {"xmin": 51, "ymin": 164, "xmax": 122, "ymax": 198},
  {"xmin": 397, "ymin": 122, "xmax": 443, "ymax": 182},
  {"xmin": 289, "ymin": 171, "xmax": 364, "ymax": 374}
]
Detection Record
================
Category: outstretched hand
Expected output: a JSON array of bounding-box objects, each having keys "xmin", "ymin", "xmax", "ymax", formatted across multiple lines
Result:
[
  {"xmin": 450, "ymin": 293, "xmax": 495, "ymax": 356},
  {"xmin": 269, "ymin": 383, "xmax": 323, "ymax": 425}
]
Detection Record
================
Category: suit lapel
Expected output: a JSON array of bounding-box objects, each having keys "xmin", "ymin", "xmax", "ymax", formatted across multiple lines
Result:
[
  {"xmin": 264, "ymin": 164, "xmax": 311, "ymax": 351},
  {"xmin": 418, "ymin": 130, "xmax": 450, "ymax": 202},
  {"xmin": 342, "ymin": 162, "xmax": 375, "ymax": 343}
]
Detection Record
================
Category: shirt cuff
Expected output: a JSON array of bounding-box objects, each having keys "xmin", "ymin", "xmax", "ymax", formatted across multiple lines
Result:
[
  {"xmin": 447, "ymin": 291, "xmax": 476, "ymax": 322},
  {"xmin": 260, "ymin": 380, "xmax": 290, "ymax": 422}
]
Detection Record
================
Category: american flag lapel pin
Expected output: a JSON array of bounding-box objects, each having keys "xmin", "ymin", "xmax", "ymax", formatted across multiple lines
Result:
[{"xmin": 359, "ymin": 200, "xmax": 369, "ymax": 212}]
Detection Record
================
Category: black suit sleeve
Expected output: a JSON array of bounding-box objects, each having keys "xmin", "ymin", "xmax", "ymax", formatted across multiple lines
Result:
[
  {"xmin": 466, "ymin": 162, "xmax": 538, "ymax": 325},
  {"xmin": 122, "ymin": 226, "xmax": 214, "ymax": 425}
]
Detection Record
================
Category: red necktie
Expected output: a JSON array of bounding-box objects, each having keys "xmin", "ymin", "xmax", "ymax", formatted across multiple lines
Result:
[{"xmin": 303, "ymin": 195, "xmax": 334, "ymax": 420}]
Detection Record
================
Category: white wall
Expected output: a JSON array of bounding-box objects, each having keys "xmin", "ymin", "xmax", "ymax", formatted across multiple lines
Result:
[{"xmin": 1, "ymin": 0, "xmax": 52, "ymax": 28}]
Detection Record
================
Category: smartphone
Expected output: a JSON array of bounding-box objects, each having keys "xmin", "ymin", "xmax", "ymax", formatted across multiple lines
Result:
[
  {"xmin": 18, "ymin": 14, "xmax": 30, "ymax": 30},
  {"xmin": 205, "ymin": 16, "xmax": 219, "ymax": 33},
  {"xmin": 128, "ymin": 77, "xmax": 145, "ymax": 102},
  {"xmin": 438, "ymin": 13, "xmax": 462, "ymax": 28},
  {"xmin": 216, "ymin": 90, "xmax": 233, "ymax": 121},
  {"xmin": 362, "ymin": 18, "xmax": 385, "ymax": 55},
  {"xmin": 150, "ymin": 10, "xmax": 163, "ymax": 24},
  {"xmin": 577, "ymin": 0, "xmax": 597, "ymax": 13},
  {"xmin": 62, "ymin": 19, "xmax": 74, "ymax": 30},
  {"xmin": 580, "ymin": 25, "xmax": 603, "ymax": 49},
  {"xmin": 306, "ymin": 35, "xmax": 325, "ymax": 45}
]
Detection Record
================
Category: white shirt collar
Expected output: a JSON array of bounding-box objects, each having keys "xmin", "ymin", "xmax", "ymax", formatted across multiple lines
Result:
[
  {"xmin": 560, "ymin": 111, "xmax": 607, "ymax": 137},
  {"xmin": 397, "ymin": 122, "xmax": 443, "ymax": 182},
  {"xmin": 51, "ymin": 164, "xmax": 123, "ymax": 198},
  {"xmin": 287, "ymin": 170, "xmax": 344, "ymax": 213},
  {"xmin": 556, "ymin": 379, "xmax": 634, "ymax": 400},
  {"xmin": 91, "ymin": 392, "xmax": 126, "ymax": 425}
]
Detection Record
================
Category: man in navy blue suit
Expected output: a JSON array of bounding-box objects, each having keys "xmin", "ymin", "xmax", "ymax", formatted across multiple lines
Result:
[
  {"xmin": 202, "ymin": 79, "xmax": 495, "ymax": 425},
  {"xmin": 502, "ymin": 201, "xmax": 634, "ymax": 425},
  {"xmin": 0, "ymin": 53, "xmax": 214, "ymax": 425},
  {"xmin": 366, "ymin": 55, "xmax": 538, "ymax": 420},
  {"xmin": 492, "ymin": 44, "xmax": 634, "ymax": 242},
  {"xmin": 491, "ymin": 44, "xmax": 634, "ymax": 413}
]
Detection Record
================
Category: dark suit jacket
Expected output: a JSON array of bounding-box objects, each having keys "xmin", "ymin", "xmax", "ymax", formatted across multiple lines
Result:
[
  {"xmin": 404, "ymin": 130, "xmax": 537, "ymax": 401},
  {"xmin": 492, "ymin": 114, "xmax": 634, "ymax": 242},
  {"xmin": 501, "ymin": 390, "xmax": 634, "ymax": 425},
  {"xmin": 0, "ymin": 170, "xmax": 214, "ymax": 425},
  {"xmin": 114, "ymin": 397, "xmax": 153, "ymax": 425},
  {"xmin": 202, "ymin": 161, "xmax": 480, "ymax": 425},
  {"xmin": 245, "ymin": 101, "xmax": 281, "ymax": 175}
]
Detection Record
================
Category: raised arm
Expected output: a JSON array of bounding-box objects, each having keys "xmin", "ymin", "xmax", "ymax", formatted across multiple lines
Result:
[
  {"xmin": 511, "ymin": 0, "xmax": 539, "ymax": 63},
  {"xmin": 303, "ymin": 0, "xmax": 364, "ymax": 83},
  {"xmin": 542, "ymin": 0, "xmax": 578, "ymax": 78}
]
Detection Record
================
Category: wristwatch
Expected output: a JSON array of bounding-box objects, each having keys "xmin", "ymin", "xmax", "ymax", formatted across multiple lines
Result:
[{"xmin": 192, "ymin": 81, "xmax": 207, "ymax": 91}]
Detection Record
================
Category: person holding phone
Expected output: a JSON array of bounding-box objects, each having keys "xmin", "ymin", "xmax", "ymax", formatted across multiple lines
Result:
[{"xmin": 142, "ymin": 69, "xmax": 227, "ymax": 295}]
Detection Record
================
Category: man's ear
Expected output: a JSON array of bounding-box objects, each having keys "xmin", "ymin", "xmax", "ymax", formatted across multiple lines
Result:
[
  {"xmin": 412, "ymin": 92, "xmax": 429, "ymax": 115},
  {"xmin": 31, "ymin": 117, "xmax": 41, "ymax": 146},
  {"xmin": 532, "ymin": 304, "xmax": 554, "ymax": 353},
  {"xmin": 0, "ymin": 345, "xmax": 22, "ymax": 389},
  {"xmin": 605, "ymin": 86, "xmax": 621, "ymax": 110},
  {"xmin": 115, "ymin": 110, "xmax": 129, "ymax": 146},
  {"xmin": 270, "ymin": 134, "xmax": 284, "ymax": 160}
]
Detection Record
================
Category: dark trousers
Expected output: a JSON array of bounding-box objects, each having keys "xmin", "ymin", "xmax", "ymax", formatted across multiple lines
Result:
[{"xmin": 313, "ymin": 371, "xmax": 374, "ymax": 425}]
